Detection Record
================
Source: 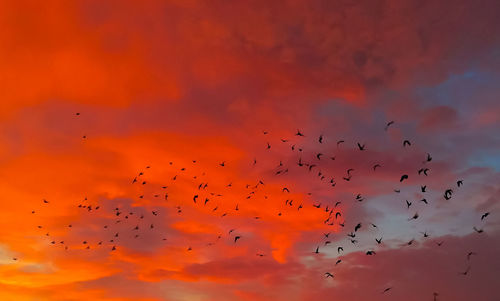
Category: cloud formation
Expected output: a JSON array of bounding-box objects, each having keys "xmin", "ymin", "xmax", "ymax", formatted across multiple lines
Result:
[{"xmin": 0, "ymin": 0, "xmax": 499, "ymax": 300}]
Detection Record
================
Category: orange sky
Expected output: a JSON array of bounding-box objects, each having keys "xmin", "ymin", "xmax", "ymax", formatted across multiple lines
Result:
[{"xmin": 0, "ymin": 1, "xmax": 499, "ymax": 300}]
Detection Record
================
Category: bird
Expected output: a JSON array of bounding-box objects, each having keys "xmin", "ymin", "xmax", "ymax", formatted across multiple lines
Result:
[
  {"xmin": 400, "ymin": 174, "xmax": 408, "ymax": 182},
  {"xmin": 473, "ymin": 226, "xmax": 484, "ymax": 233},
  {"xmin": 460, "ymin": 266, "xmax": 471, "ymax": 276},
  {"xmin": 457, "ymin": 180, "xmax": 463, "ymax": 187},
  {"xmin": 409, "ymin": 212, "xmax": 419, "ymax": 220},
  {"xmin": 354, "ymin": 223, "xmax": 362, "ymax": 232},
  {"xmin": 319, "ymin": 135, "xmax": 324, "ymax": 143},
  {"xmin": 337, "ymin": 247, "xmax": 343, "ymax": 253},
  {"xmin": 382, "ymin": 287, "xmax": 392, "ymax": 294},
  {"xmin": 335, "ymin": 259, "xmax": 341, "ymax": 265},
  {"xmin": 373, "ymin": 164, "xmax": 381, "ymax": 171},
  {"xmin": 357, "ymin": 143, "xmax": 365, "ymax": 151},
  {"xmin": 421, "ymin": 185, "xmax": 427, "ymax": 192},
  {"xmin": 420, "ymin": 198, "xmax": 428, "ymax": 204},
  {"xmin": 481, "ymin": 212, "xmax": 490, "ymax": 220},
  {"xmin": 426, "ymin": 153, "xmax": 433, "ymax": 162},
  {"xmin": 418, "ymin": 168, "xmax": 430, "ymax": 176},
  {"xmin": 406, "ymin": 200, "xmax": 412, "ymax": 209},
  {"xmin": 366, "ymin": 250, "xmax": 376, "ymax": 255},
  {"xmin": 325, "ymin": 272, "xmax": 334, "ymax": 278},
  {"xmin": 295, "ymin": 129, "xmax": 305, "ymax": 137},
  {"xmin": 403, "ymin": 140, "xmax": 411, "ymax": 147},
  {"xmin": 467, "ymin": 252, "xmax": 476, "ymax": 261},
  {"xmin": 314, "ymin": 246, "xmax": 319, "ymax": 254},
  {"xmin": 385, "ymin": 121, "xmax": 394, "ymax": 131},
  {"xmin": 234, "ymin": 236, "xmax": 241, "ymax": 243},
  {"xmin": 444, "ymin": 189, "xmax": 453, "ymax": 200},
  {"xmin": 375, "ymin": 238, "xmax": 382, "ymax": 244}
]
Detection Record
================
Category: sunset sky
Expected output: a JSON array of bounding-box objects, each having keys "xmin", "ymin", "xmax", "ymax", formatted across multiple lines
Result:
[{"xmin": 0, "ymin": 1, "xmax": 499, "ymax": 300}]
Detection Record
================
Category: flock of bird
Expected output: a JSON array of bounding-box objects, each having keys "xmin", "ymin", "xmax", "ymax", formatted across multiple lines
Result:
[{"xmin": 20, "ymin": 114, "xmax": 492, "ymax": 300}]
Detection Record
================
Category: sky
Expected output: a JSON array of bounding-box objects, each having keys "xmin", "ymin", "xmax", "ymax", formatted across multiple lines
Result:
[{"xmin": 0, "ymin": 1, "xmax": 499, "ymax": 300}]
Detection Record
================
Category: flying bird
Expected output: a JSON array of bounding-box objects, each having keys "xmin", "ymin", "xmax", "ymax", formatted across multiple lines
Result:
[
  {"xmin": 418, "ymin": 168, "xmax": 430, "ymax": 176},
  {"xmin": 444, "ymin": 189, "xmax": 453, "ymax": 200},
  {"xmin": 467, "ymin": 252, "xmax": 477, "ymax": 261},
  {"xmin": 409, "ymin": 212, "xmax": 419, "ymax": 220},
  {"xmin": 473, "ymin": 226, "xmax": 484, "ymax": 233},
  {"xmin": 460, "ymin": 266, "xmax": 471, "ymax": 276},
  {"xmin": 384, "ymin": 121, "xmax": 394, "ymax": 131},
  {"xmin": 406, "ymin": 200, "xmax": 412, "ymax": 209},
  {"xmin": 426, "ymin": 153, "xmax": 432, "ymax": 162},
  {"xmin": 400, "ymin": 174, "xmax": 408, "ymax": 182}
]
